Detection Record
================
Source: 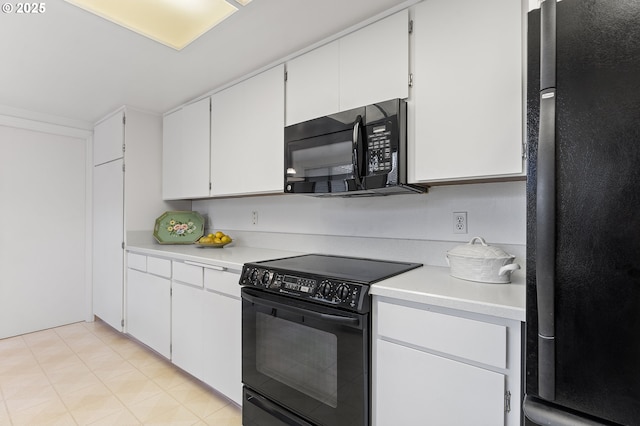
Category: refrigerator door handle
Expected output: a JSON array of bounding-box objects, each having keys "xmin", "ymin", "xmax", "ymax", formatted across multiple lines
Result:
[
  {"xmin": 535, "ymin": 0, "xmax": 558, "ymax": 403},
  {"xmin": 523, "ymin": 395, "xmax": 611, "ymax": 426},
  {"xmin": 540, "ymin": 0, "xmax": 557, "ymax": 90},
  {"xmin": 537, "ymin": 88, "xmax": 557, "ymax": 402}
]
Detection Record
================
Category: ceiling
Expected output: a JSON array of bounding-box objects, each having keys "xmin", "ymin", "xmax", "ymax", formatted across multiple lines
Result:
[{"xmin": 0, "ymin": 0, "xmax": 413, "ymax": 126}]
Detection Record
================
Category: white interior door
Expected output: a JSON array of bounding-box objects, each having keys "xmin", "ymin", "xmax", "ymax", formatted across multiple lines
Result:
[{"xmin": 0, "ymin": 125, "xmax": 87, "ymax": 338}]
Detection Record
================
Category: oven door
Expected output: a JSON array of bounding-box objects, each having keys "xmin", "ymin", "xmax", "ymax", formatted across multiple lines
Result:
[{"xmin": 241, "ymin": 287, "xmax": 369, "ymax": 426}]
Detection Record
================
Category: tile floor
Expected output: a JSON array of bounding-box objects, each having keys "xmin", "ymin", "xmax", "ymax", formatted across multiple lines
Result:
[{"xmin": 0, "ymin": 319, "xmax": 242, "ymax": 425}]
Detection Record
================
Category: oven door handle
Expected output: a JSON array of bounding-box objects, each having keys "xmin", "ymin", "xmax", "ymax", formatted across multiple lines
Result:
[
  {"xmin": 245, "ymin": 388, "xmax": 315, "ymax": 426},
  {"xmin": 242, "ymin": 290, "xmax": 360, "ymax": 326}
]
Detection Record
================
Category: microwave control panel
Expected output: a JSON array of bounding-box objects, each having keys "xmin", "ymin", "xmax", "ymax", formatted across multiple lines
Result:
[{"xmin": 366, "ymin": 121, "xmax": 394, "ymax": 174}]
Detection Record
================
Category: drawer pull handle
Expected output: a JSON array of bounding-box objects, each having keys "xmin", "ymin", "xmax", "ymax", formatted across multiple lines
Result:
[{"xmin": 184, "ymin": 261, "xmax": 226, "ymax": 271}]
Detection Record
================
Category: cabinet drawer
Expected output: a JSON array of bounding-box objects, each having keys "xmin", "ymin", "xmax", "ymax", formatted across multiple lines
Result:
[
  {"xmin": 147, "ymin": 257, "xmax": 171, "ymax": 278},
  {"xmin": 204, "ymin": 268, "xmax": 240, "ymax": 298},
  {"xmin": 377, "ymin": 301, "xmax": 506, "ymax": 369},
  {"xmin": 172, "ymin": 261, "xmax": 203, "ymax": 287},
  {"xmin": 375, "ymin": 339, "xmax": 505, "ymax": 426},
  {"xmin": 127, "ymin": 253, "xmax": 146, "ymax": 272}
]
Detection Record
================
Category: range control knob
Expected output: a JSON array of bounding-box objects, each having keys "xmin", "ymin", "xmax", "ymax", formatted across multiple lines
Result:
[
  {"xmin": 249, "ymin": 268, "xmax": 259, "ymax": 284},
  {"xmin": 261, "ymin": 271, "xmax": 271, "ymax": 286},
  {"xmin": 318, "ymin": 280, "xmax": 332, "ymax": 298},
  {"xmin": 335, "ymin": 284, "xmax": 351, "ymax": 301}
]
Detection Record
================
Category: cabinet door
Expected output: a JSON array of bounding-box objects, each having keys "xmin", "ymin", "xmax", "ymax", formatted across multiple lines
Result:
[
  {"xmin": 286, "ymin": 11, "xmax": 409, "ymax": 125},
  {"xmin": 202, "ymin": 289, "xmax": 242, "ymax": 405},
  {"xmin": 340, "ymin": 10, "xmax": 409, "ymax": 111},
  {"xmin": 161, "ymin": 108, "xmax": 182, "ymax": 199},
  {"xmin": 94, "ymin": 110, "xmax": 124, "ymax": 165},
  {"xmin": 411, "ymin": 0, "xmax": 523, "ymax": 182},
  {"xmin": 162, "ymin": 98, "xmax": 211, "ymax": 199},
  {"xmin": 126, "ymin": 269, "xmax": 171, "ymax": 358},
  {"xmin": 171, "ymin": 281, "xmax": 204, "ymax": 379},
  {"xmin": 93, "ymin": 159, "xmax": 124, "ymax": 331},
  {"xmin": 285, "ymin": 41, "xmax": 340, "ymax": 125},
  {"xmin": 375, "ymin": 339, "xmax": 505, "ymax": 426},
  {"xmin": 210, "ymin": 65, "xmax": 284, "ymax": 197}
]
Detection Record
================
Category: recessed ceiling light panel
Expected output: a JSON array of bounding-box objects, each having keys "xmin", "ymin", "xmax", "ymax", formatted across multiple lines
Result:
[{"xmin": 65, "ymin": 0, "xmax": 238, "ymax": 50}]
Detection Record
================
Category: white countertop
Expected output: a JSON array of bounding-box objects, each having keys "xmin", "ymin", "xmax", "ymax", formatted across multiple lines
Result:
[
  {"xmin": 126, "ymin": 242, "xmax": 303, "ymax": 272},
  {"xmin": 370, "ymin": 265, "xmax": 525, "ymax": 322},
  {"xmin": 126, "ymin": 242, "xmax": 525, "ymax": 322}
]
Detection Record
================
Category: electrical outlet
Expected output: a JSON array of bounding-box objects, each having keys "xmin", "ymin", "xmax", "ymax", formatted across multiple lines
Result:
[
  {"xmin": 252, "ymin": 211, "xmax": 258, "ymax": 225},
  {"xmin": 453, "ymin": 212, "xmax": 467, "ymax": 234}
]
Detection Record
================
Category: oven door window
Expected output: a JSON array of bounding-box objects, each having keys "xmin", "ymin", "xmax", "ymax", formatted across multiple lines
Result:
[
  {"xmin": 242, "ymin": 289, "xmax": 368, "ymax": 426},
  {"xmin": 257, "ymin": 311, "xmax": 338, "ymax": 407}
]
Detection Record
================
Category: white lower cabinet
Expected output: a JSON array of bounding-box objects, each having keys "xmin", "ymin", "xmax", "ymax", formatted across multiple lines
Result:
[
  {"xmin": 126, "ymin": 255, "xmax": 171, "ymax": 358},
  {"xmin": 171, "ymin": 280, "xmax": 204, "ymax": 379},
  {"xmin": 202, "ymin": 268, "xmax": 242, "ymax": 405},
  {"xmin": 171, "ymin": 261, "xmax": 205, "ymax": 378},
  {"xmin": 126, "ymin": 253, "xmax": 242, "ymax": 405},
  {"xmin": 170, "ymin": 261, "xmax": 242, "ymax": 405},
  {"xmin": 373, "ymin": 297, "xmax": 522, "ymax": 426},
  {"xmin": 377, "ymin": 340, "xmax": 505, "ymax": 425}
]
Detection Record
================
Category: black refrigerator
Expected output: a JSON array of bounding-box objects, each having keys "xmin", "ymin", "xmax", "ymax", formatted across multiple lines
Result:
[{"xmin": 524, "ymin": 0, "xmax": 640, "ymax": 425}]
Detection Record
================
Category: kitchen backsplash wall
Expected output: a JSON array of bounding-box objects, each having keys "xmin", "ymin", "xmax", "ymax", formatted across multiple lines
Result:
[{"xmin": 192, "ymin": 181, "xmax": 526, "ymax": 267}]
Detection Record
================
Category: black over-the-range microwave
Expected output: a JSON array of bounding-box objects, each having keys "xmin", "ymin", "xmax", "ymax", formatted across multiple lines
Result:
[{"xmin": 284, "ymin": 98, "xmax": 426, "ymax": 196}]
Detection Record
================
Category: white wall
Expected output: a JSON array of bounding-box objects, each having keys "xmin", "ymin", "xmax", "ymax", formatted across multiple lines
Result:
[
  {"xmin": 192, "ymin": 180, "xmax": 526, "ymax": 266},
  {"xmin": 0, "ymin": 120, "xmax": 91, "ymax": 337}
]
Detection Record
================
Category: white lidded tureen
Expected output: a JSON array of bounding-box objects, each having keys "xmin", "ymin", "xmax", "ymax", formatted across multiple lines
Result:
[{"xmin": 446, "ymin": 237, "xmax": 520, "ymax": 284}]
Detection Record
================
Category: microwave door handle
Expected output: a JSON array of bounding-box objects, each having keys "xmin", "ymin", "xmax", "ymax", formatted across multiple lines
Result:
[{"xmin": 352, "ymin": 115, "xmax": 364, "ymax": 188}]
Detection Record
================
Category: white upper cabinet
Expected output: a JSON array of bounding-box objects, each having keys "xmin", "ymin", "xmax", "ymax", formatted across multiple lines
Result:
[
  {"xmin": 210, "ymin": 64, "xmax": 285, "ymax": 197},
  {"xmin": 162, "ymin": 97, "xmax": 211, "ymax": 200},
  {"xmin": 286, "ymin": 9, "xmax": 409, "ymax": 125},
  {"xmin": 409, "ymin": 0, "xmax": 524, "ymax": 183},
  {"xmin": 339, "ymin": 9, "xmax": 409, "ymax": 111},
  {"xmin": 93, "ymin": 110, "xmax": 124, "ymax": 165},
  {"xmin": 285, "ymin": 41, "xmax": 340, "ymax": 126}
]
